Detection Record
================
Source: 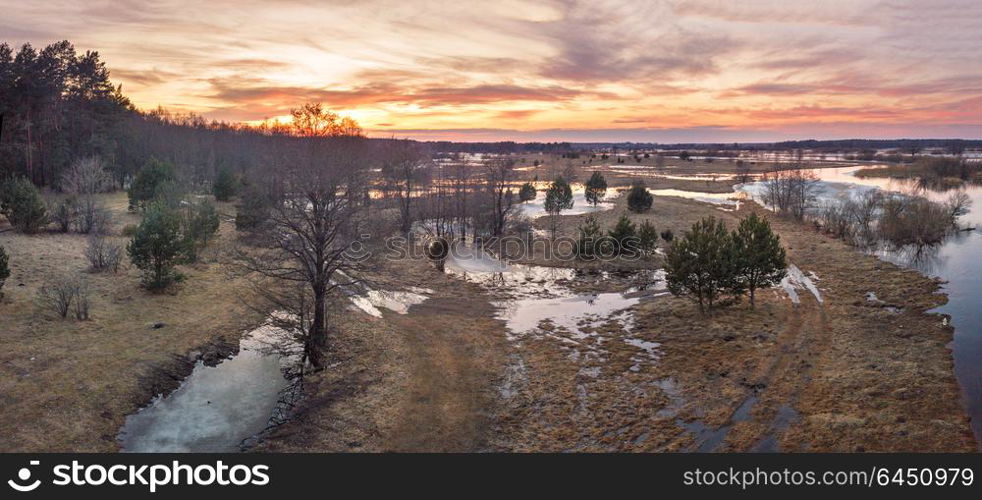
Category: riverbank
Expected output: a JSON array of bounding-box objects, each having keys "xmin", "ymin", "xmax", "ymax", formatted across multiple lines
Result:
[
  {"xmin": 494, "ymin": 196, "xmax": 975, "ymax": 451},
  {"xmin": 0, "ymin": 192, "xmax": 266, "ymax": 452},
  {"xmin": 252, "ymin": 192, "xmax": 974, "ymax": 452}
]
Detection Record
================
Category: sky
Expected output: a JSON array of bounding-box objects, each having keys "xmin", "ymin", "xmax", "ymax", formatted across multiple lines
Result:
[{"xmin": 3, "ymin": 0, "xmax": 982, "ymax": 142}]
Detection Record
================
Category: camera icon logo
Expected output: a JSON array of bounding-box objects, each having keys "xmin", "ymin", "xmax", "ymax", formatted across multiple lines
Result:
[{"xmin": 7, "ymin": 460, "xmax": 41, "ymax": 492}]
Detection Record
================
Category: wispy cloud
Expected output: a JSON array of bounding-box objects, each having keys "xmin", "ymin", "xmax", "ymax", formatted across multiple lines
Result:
[{"xmin": 3, "ymin": 0, "xmax": 981, "ymax": 140}]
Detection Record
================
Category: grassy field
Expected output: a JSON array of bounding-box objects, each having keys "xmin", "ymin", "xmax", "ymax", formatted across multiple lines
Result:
[
  {"xmin": 1, "ymin": 185, "xmax": 973, "ymax": 453},
  {"xmin": 0, "ymin": 192, "xmax": 265, "ymax": 451}
]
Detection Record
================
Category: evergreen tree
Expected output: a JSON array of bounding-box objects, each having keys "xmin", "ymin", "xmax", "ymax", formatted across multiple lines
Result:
[
  {"xmin": 576, "ymin": 215, "xmax": 606, "ymax": 258},
  {"xmin": 519, "ymin": 181, "xmax": 537, "ymax": 203},
  {"xmin": 627, "ymin": 181, "xmax": 653, "ymax": 213},
  {"xmin": 128, "ymin": 158, "xmax": 175, "ymax": 210},
  {"xmin": 665, "ymin": 216, "xmax": 740, "ymax": 312},
  {"xmin": 182, "ymin": 200, "xmax": 220, "ymax": 262},
  {"xmin": 212, "ymin": 168, "xmax": 237, "ymax": 202},
  {"xmin": 127, "ymin": 202, "xmax": 187, "ymax": 289},
  {"xmin": 0, "ymin": 244, "xmax": 10, "ymax": 295},
  {"xmin": 584, "ymin": 171, "xmax": 608, "ymax": 206},
  {"xmin": 732, "ymin": 213, "xmax": 787, "ymax": 307},
  {"xmin": 637, "ymin": 219, "xmax": 659, "ymax": 256},
  {"xmin": 544, "ymin": 176, "xmax": 573, "ymax": 237},
  {"xmin": 608, "ymin": 214, "xmax": 639, "ymax": 257},
  {"xmin": 0, "ymin": 177, "xmax": 49, "ymax": 233}
]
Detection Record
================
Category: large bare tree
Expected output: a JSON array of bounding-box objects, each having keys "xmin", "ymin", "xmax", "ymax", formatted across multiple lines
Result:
[{"xmin": 235, "ymin": 136, "xmax": 373, "ymax": 369}]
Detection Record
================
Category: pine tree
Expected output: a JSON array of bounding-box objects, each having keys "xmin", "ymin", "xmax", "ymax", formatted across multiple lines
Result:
[
  {"xmin": 182, "ymin": 200, "xmax": 221, "ymax": 262},
  {"xmin": 213, "ymin": 168, "xmax": 237, "ymax": 202},
  {"xmin": 519, "ymin": 181, "xmax": 537, "ymax": 203},
  {"xmin": 576, "ymin": 215, "xmax": 605, "ymax": 258},
  {"xmin": 732, "ymin": 213, "xmax": 787, "ymax": 307},
  {"xmin": 627, "ymin": 181, "xmax": 653, "ymax": 213},
  {"xmin": 637, "ymin": 219, "xmax": 659, "ymax": 256},
  {"xmin": 128, "ymin": 158, "xmax": 175, "ymax": 210},
  {"xmin": 584, "ymin": 171, "xmax": 608, "ymax": 206},
  {"xmin": 608, "ymin": 214, "xmax": 638, "ymax": 257},
  {"xmin": 127, "ymin": 202, "xmax": 187, "ymax": 290},
  {"xmin": 0, "ymin": 177, "xmax": 49, "ymax": 233},
  {"xmin": 665, "ymin": 216, "xmax": 739, "ymax": 312},
  {"xmin": 544, "ymin": 177, "xmax": 573, "ymax": 237}
]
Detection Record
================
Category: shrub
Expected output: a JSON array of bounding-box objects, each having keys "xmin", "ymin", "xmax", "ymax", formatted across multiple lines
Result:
[
  {"xmin": 73, "ymin": 199, "xmax": 112, "ymax": 235},
  {"xmin": 660, "ymin": 229, "xmax": 674, "ymax": 242},
  {"xmin": 213, "ymin": 168, "xmax": 238, "ymax": 202},
  {"xmin": 51, "ymin": 197, "xmax": 78, "ymax": 233},
  {"xmin": 0, "ymin": 177, "xmax": 49, "ymax": 233},
  {"xmin": 627, "ymin": 181, "xmax": 653, "ymax": 213},
  {"xmin": 85, "ymin": 235, "xmax": 123, "ymax": 273},
  {"xmin": 0, "ymin": 245, "xmax": 10, "ymax": 295},
  {"xmin": 127, "ymin": 202, "xmax": 187, "ymax": 290},
  {"xmin": 36, "ymin": 276, "xmax": 91, "ymax": 320}
]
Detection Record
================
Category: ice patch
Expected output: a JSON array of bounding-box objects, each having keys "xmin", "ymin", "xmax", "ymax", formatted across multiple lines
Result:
[{"xmin": 778, "ymin": 264, "xmax": 823, "ymax": 304}]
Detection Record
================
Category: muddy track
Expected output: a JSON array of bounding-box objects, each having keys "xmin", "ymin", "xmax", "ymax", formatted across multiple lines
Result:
[
  {"xmin": 693, "ymin": 266, "xmax": 830, "ymax": 452},
  {"xmin": 383, "ymin": 294, "xmax": 508, "ymax": 452}
]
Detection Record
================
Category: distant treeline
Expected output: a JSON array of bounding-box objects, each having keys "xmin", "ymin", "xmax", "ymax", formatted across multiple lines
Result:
[
  {"xmin": 568, "ymin": 139, "xmax": 982, "ymax": 152},
  {"xmin": 423, "ymin": 141, "xmax": 574, "ymax": 154}
]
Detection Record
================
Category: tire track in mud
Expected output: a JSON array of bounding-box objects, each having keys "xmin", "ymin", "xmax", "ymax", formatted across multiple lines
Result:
[{"xmin": 685, "ymin": 265, "xmax": 830, "ymax": 452}]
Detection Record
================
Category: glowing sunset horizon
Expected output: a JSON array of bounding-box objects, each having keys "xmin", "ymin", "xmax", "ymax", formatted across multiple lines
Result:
[{"xmin": 4, "ymin": 0, "xmax": 982, "ymax": 142}]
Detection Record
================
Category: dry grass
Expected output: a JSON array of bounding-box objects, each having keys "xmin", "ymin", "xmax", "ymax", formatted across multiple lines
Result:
[
  {"xmin": 0, "ymin": 192, "xmax": 265, "ymax": 452},
  {"xmin": 492, "ymin": 197, "xmax": 974, "ymax": 452}
]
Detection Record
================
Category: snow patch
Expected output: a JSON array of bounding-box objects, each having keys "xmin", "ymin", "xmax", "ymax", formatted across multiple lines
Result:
[{"xmin": 778, "ymin": 264, "xmax": 823, "ymax": 304}]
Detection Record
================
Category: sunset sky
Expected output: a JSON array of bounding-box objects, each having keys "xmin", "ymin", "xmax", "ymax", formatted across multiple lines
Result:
[{"xmin": 3, "ymin": 0, "xmax": 982, "ymax": 142}]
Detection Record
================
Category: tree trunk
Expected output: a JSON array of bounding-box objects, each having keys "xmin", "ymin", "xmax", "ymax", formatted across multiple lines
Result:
[
  {"xmin": 307, "ymin": 287, "xmax": 328, "ymax": 369},
  {"xmin": 749, "ymin": 286, "xmax": 756, "ymax": 308}
]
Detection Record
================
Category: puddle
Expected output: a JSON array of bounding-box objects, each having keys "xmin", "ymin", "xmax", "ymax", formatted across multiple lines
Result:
[
  {"xmin": 516, "ymin": 186, "xmax": 618, "ymax": 219},
  {"xmin": 118, "ymin": 324, "xmax": 300, "ymax": 452},
  {"xmin": 350, "ymin": 287, "xmax": 432, "ymax": 317},
  {"xmin": 750, "ymin": 404, "xmax": 800, "ymax": 452}
]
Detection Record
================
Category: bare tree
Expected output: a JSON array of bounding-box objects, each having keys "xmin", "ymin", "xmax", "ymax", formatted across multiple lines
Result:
[
  {"xmin": 233, "ymin": 137, "xmax": 373, "ymax": 369},
  {"xmin": 381, "ymin": 140, "xmax": 430, "ymax": 235},
  {"xmin": 761, "ymin": 168, "xmax": 818, "ymax": 220},
  {"xmin": 60, "ymin": 157, "xmax": 112, "ymax": 234},
  {"xmin": 484, "ymin": 157, "xmax": 516, "ymax": 237}
]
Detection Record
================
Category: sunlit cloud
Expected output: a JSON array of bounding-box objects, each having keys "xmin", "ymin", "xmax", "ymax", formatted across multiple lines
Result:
[{"xmin": 2, "ymin": 0, "xmax": 981, "ymax": 141}]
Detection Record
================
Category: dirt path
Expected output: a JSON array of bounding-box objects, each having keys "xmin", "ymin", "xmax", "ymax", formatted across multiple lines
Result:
[
  {"xmin": 718, "ymin": 274, "xmax": 830, "ymax": 452},
  {"xmin": 383, "ymin": 295, "xmax": 508, "ymax": 452}
]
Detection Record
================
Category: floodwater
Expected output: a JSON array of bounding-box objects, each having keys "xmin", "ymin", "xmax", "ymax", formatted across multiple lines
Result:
[
  {"xmin": 516, "ymin": 185, "xmax": 618, "ymax": 219},
  {"xmin": 118, "ymin": 324, "xmax": 298, "ymax": 452},
  {"xmin": 443, "ymin": 241, "xmax": 666, "ymax": 370}
]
